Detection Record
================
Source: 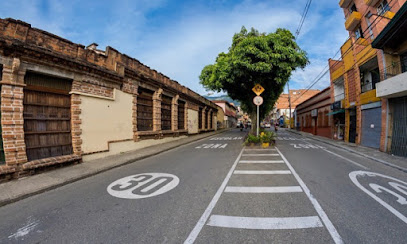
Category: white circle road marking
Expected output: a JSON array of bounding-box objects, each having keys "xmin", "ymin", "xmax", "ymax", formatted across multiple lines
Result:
[
  {"xmin": 107, "ymin": 173, "xmax": 179, "ymax": 199},
  {"xmin": 349, "ymin": 171, "xmax": 407, "ymax": 224}
]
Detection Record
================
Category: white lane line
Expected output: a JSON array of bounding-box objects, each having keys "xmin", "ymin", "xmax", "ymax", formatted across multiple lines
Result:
[
  {"xmin": 323, "ymin": 149, "xmax": 369, "ymax": 170},
  {"xmin": 242, "ymin": 154, "xmax": 280, "ymax": 156},
  {"xmin": 233, "ymin": 170, "xmax": 292, "ymax": 175},
  {"xmin": 184, "ymin": 148, "xmax": 245, "ymax": 244},
  {"xmin": 239, "ymin": 160, "xmax": 284, "ymax": 164},
  {"xmin": 275, "ymin": 147, "xmax": 343, "ymax": 244},
  {"xmin": 225, "ymin": 186, "xmax": 303, "ymax": 193},
  {"xmin": 207, "ymin": 215, "xmax": 323, "ymax": 230}
]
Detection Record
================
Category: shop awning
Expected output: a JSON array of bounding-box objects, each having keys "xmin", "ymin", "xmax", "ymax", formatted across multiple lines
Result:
[{"xmin": 326, "ymin": 109, "xmax": 345, "ymax": 116}]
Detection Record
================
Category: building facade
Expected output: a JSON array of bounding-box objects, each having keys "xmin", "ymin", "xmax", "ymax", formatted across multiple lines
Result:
[
  {"xmin": 371, "ymin": 1, "xmax": 407, "ymax": 157},
  {"xmin": 296, "ymin": 87, "xmax": 333, "ymax": 139},
  {"xmin": 270, "ymin": 89, "xmax": 320, "ymax": 126},
  {"xmin": 212, "ymin": 100, "xmax": 238, "ymax": 128},
  {"xmin": 0, "ymin": 18, "xmax": 218, "ymax": 179},
  {"xmin": 328, "ymin": 0, "xmax": 405, "ymax": 150}
]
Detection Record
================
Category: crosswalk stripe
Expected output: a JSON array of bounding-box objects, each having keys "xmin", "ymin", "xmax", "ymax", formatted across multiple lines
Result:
[
  {"xmin": 242, "ymin": 154, "xmax": 280, "ymax": 156},
  {"xmin": 244, "ymin": 149, "xmax": 276, "ymax": 151},
  {"xmin": 233, "ymin": 170, "xmax": 292, "ymax": 175},
  {"xmin": 207, "ymin": 215, "xmax": 323, "ymax": 229},
  {"xmin": 239, "ymin": 160, "xmax": 284, "ymax": 164},
  {"xmin": 225, "ymin": 186, "xmax": 303, "ymax": 193}
]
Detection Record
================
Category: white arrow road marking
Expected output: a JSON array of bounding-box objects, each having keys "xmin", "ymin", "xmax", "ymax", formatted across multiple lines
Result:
[
  {"xmin": 225, "ymin": 186, "xmax": 303, "ymax": 193},
  {"xmin": 207, "ymin": 215, "xmax": 323, "ymax": 230},
  {"xmin": 233, "ymin": 170, "xmax": 292, "ymax": 175}
]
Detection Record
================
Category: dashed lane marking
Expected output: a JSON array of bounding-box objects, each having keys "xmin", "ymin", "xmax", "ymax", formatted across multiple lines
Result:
[
  {"xmin": 207, "ymin": 215, "xmax": 324, "ymax": 230},
  {"xmin": 244, "ymin": 149, "xmax": 276, "ymax": 151},
  {"xmin": 224, "ymin": 186, "xmax": 303, "ymax": 193},
  {"xmin": 242, "ymin": 154, "xmax": 279, "ymax": 156},
  {"xmin": 275, "ymin": 147, "xmax": 344, "ymax": 244},
  {"xmin": 233, "ymin": 170, "xmax": 292, "ymax": 175},
  {"xmin": 239, "ymin": 160, "xmax": 284, "ymax": 164}
]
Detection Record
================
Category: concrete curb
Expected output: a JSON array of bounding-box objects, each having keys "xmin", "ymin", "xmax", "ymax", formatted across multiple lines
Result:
[
  {"xmin": 0, "ymin": 129, "xmax": 230, "ymax": 207},
  {"xmin": 286, "ymin": 129, "xmax": 407, "ymax": 173}
]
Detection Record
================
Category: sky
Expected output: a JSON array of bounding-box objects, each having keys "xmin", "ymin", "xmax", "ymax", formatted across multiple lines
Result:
[{"xmin": 0, "ymin": 0, "xmax": 348, "ymax": 96}]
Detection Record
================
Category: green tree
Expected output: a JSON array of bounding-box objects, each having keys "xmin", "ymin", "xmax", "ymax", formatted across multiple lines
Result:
[{"xmin": 200, "ymin": 27, "xmax": 308, "ymax": 130}]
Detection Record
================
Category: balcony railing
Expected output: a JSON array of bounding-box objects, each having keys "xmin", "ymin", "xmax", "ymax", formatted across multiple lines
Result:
[
  {"xmin": 345, "ymin": 11, "xmax": 362, "ymax": 31},
  {"xmin": 380, "ymin": 60, "xmax": 406, "ymax": 81}
]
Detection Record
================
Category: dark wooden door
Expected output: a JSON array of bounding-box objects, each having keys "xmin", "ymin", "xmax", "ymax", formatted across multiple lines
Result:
[
  {"xmin": 24, "ymin": 88, "xmax": 73, "ymax": 161},
  {"xmin": 23, "ymin": 72, "xmax": 73, "ymax": 161}
]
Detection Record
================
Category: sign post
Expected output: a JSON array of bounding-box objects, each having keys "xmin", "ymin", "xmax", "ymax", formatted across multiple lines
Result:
[{"xmin": 252, "ymin": 84, "xmax": 265, "ymax": 137}]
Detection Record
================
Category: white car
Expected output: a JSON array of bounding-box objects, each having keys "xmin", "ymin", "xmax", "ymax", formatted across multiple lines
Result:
[{"xmin": 264, "ymin": 123, "xmax": 271, "ymax": 128}]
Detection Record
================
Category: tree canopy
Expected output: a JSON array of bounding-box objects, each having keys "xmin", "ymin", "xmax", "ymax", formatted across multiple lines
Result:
[{"xmin": 200, "ymin": 27, "xmax": 308, "ymax": 121}]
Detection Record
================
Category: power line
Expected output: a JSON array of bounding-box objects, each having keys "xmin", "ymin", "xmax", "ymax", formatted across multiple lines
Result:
[
  {"xmin": 291, "ymin": 0, "xmax": 398, "ymax": 104},
  {"xmin": 295, "ymin": 0, "xmax": 313, "ymax": 39}
]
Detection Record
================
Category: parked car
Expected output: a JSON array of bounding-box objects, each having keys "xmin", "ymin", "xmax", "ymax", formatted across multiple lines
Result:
[{"xmin": 264, "ymin": 123, "xmax": 271, "ymax": 128}]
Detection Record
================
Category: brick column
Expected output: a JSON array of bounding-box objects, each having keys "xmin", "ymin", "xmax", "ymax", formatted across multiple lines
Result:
[
  {"xmin": 201, "ymin": 106, "xmax": 207, "ymax": 130},
  {"xmin": 70, "ymin": 80, "xmax": 82, "ymax": 156},
  {"xmin": 208, "ymin": 109, "xmax": 213, "ymax": 129},
  {"xmin": 171, "ymin": 95, "xmax": 179, "ymax": 131},
  {"xmin": 153, "ymin": 88, "xmax": 163, "ymax": 131},
  {"xmin": 1, "ymin": 58, "xmax": 28, "ymax": 173}
]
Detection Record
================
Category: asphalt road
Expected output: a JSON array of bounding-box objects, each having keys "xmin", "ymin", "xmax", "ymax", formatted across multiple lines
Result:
[{"xmin": 0, "ymin": 128, "xmax": 406, "ymax": 243}]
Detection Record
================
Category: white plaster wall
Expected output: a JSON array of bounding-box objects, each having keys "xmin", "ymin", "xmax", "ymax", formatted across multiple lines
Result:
[
  {"xmin": 81, "ymin": 89, "xmax": 133, "ymax": 153},
  {"xmin": 187, "ymin": 109, "xmax": 199, "ymax": 134}
]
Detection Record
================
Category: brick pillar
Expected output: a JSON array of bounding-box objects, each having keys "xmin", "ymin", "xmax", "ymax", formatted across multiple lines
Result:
[
  {"xmin": 153, "ymin": 88, "xmax": 163, "ymax": 131},
  {"xmin": 171, "ymin": 95, "xmax": 179, "ymax": 131},
  {"xmin": 70, "ymin": 80, "xmax": 82, "ymax": 156},
  {"xmin": 184, "ymin": 102, "xmax": 189, "ymax": 131},
  {"xmin": 379, "ymin": 98, "xmax": 387, "ymax": 152},
  {"xmin": 1, "ymin": 58, "xmax": 28, "ymax": 172},
  {"xmin": 201, "ymin": 106, "xmax": 207, "ymax": 130},
  {"xmin": 208, "ymin": 109, "xmax": 213, "ymax": 130}
]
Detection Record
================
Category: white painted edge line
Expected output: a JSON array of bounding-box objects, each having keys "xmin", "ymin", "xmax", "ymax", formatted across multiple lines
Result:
[
  {"xmin": 233, "ymin": 170, "xmax": 292, "ymax": 175},
  {"xmin": 225, "ymin": 186, "xmax": 302, "ymax": 193},
  {"xmin": 323, "ymin": 149, "xmax": 369, "ymax": 170},
  {"xmin": 275, "ymin": 147, "xmax": 344, "ymax": 244},
  {"xmin": 184, "ymin": 148, "xmax": 245, "ymax": 244},
  {"xmin": 207, "ymin": 215, "xmax": 323, "ymax": 230},
  {"xmin": 242, "ymin": 154, "xmax": 280, "ymax": 156},
  {"xmin": 239, "ymin": 160, "xmax": 284, "ymax": 164}
]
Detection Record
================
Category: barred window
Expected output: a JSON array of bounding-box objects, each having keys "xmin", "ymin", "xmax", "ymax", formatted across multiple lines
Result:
[
  {"xmin": 199, "ymin": 107, "xmax": 203, "ymax": 129},
  {"xmin": 137, "ymin": 88, "xmax": 154, "ymax": 131},
  {"xmin": 161, "ymin": 95, "xmax": 172, "ymax": 131},
  {"xmin": 178, "ymin": 100, "xmax": 185, "ymax": 130}
]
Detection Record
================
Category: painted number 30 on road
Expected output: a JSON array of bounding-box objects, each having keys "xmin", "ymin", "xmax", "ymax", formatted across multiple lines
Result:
[{"xmin": 107, "ymin": 173, "xmax": 180, "ymax": 199}]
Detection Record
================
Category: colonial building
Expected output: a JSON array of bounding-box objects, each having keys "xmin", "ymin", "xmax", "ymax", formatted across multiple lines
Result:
[
  {"xmin": 295, "ymin": 87, "xmax": 333, "ymax": 139},
  {"xmin": 0, "ymin": 18, "xmax": 218, "ymax": 179},
  {"xmin": 371, "ymin": 1, "xmax": 407, "ymax": 157},
  {"xmin": 328, "ymin": 0, "xmax": 405, "ymax": 149},
  {"xmin": 211, "ymin": 100, "xmax": 238, "ymax": 128}
]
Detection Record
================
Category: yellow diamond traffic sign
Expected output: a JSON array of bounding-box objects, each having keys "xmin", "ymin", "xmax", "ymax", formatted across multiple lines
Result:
[{"xmin": 252, "ymin": 84, "xmax": 265, "ymax": 96}]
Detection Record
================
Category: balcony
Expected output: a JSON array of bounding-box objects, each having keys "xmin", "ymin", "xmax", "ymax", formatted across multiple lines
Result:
[
  {"xmin": 339, "ymin": 0, "xmax": 353, "ymax": 8},
  {"xmin": 345, "ymin": 11, "xmax": 362, "ymax": 30},
  {"xmin": 364, "ymin": 0, "xmax": 380, "ymax": 6},
  {"xmin": 376, "ymin": 61, "xmax": 407, "ymax": 98}
]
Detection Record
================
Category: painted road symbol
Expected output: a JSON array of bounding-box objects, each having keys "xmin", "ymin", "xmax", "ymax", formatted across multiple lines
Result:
[
  {"xmin": 196, "ymin": 143, "xmax": 228, "ymax": 149},
  {"xmin": 276, "ymin": 137, "xmax": 310, "ymax": 141},
  {"xmin": 290, "ymin": 143, "xmax": 326, "ymax": 149},
  {"xmin": 349, "ymin": 171, "xmax": 407, "ymax": 224},
  {"xmin": 210, "ymin": 137, "xmax": 242, "ymax": 141},
  {"xmin": 107, "ymin": 173, "xmax": 179, "ymax": 199}
]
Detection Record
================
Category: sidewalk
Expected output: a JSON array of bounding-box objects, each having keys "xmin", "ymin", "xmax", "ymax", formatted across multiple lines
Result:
[
  {"xmin": 286, "ymin": 129, "xmax": 407, "ymax": 173},
  {"xmin": 0, "ymin": 129, "xmax": 229, "ymax": 207}
]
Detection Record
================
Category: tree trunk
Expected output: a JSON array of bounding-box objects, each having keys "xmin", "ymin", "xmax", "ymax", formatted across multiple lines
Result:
[{"xmin": 250, "ymin": 112, "xmax": 257, "ymax": 134}]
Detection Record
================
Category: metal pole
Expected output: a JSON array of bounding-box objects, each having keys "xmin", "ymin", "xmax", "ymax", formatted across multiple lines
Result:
[{"xmin": 257, "ymin": 105, "xmax": 259, "ymax": 137}]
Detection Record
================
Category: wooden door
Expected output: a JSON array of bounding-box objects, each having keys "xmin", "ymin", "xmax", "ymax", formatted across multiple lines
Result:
[{"xmin": 24, "ymin": 72, "xmax": 73, "ymax": 161}]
